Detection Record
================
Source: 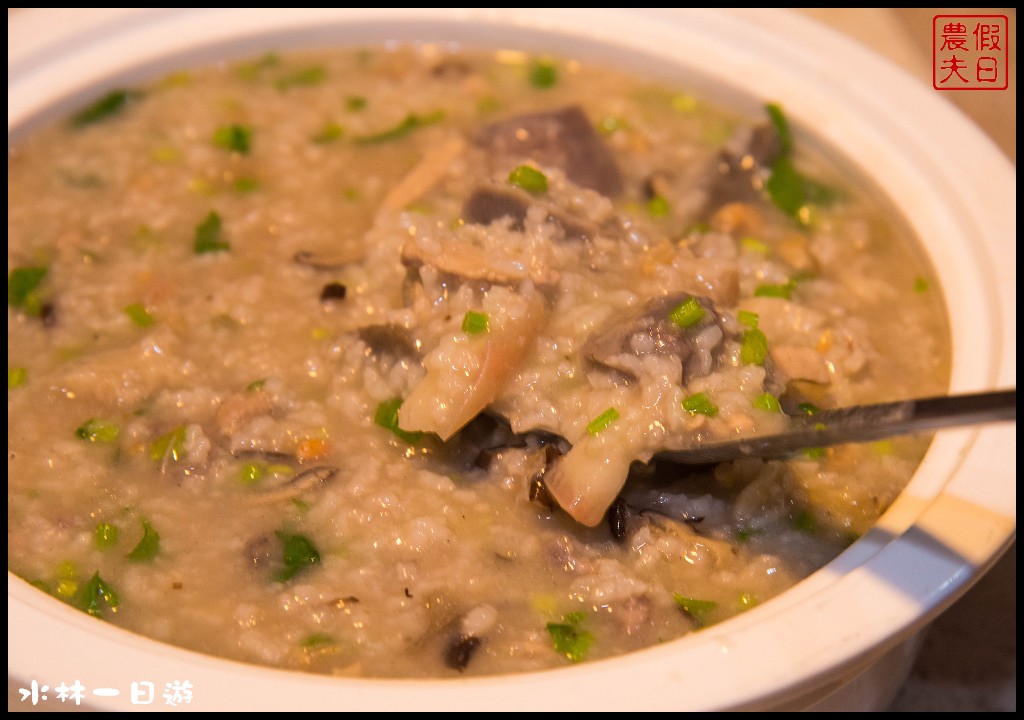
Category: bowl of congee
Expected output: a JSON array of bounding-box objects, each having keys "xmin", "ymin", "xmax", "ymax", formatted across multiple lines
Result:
[{"xmin": 7, "ymin": 8, "xmax": 1015, "ymax": 712}]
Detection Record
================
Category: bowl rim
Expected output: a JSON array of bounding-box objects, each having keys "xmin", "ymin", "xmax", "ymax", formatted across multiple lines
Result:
[{"xmin": 7, "ymin": 7, "xmax": 1016, "ymax": 712}]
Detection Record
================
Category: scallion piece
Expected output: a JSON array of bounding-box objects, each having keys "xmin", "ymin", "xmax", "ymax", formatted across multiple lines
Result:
[
  {"xmin": 546, "ymin": 612, "xmax": 593, "ymax": 662},
  {"xmin": 150, "ymin": 425, "xmax": 187, "ymax": 463},
  {"xmin": 740, "ymin": 328, "xmax": 769, "ymax": 366},
  {"xmin": 345, "ymin": 96, "xmax": 367, "ymax": 112},
  {"xmin": 740, "ymin": 236, "xmax": 771, "ymax": 255},
  {"xmin": 213, "ymin": 124, "xmax": 252, "ymax": 154},
  {"xmin": 668, "ymin": 297, "xmax": 706, "ymax": 329},
  {"xmin": 753, "ymin": 392, "xmax": 782, "ymax": 413},
  {"xmin": 76, "ymin": 571, "xmax": 120, "ymax": 617},
  {"xmin": 124, "ymin": 303, "xmax": 155, "ymax": 327},
  {"xmin": 239, "ymin": 462, "xmax": 265, "ymax": 486},
  {"xmin": 71, "ymin": 90, "xmax": 137, "ymax": 128},
  {"xmin": 914, "ymin": 277, "xmax": 929, "ymax": 293},
  {"xmin": 75, "ymin": 418, "xmax": 120, "ymax": 444},
  {"xmin": 8, "ymin": 367, "xmax": 28, "ymax": 389},
  {"xmin": 233, "ymin": 177, "xmax": 260, "ymax": 193},
  {"xmin": 127, "ymin": 519, "xmax": 161, "ymax": 562},
  {"xmin": 353, "ymin": 110, "xmax": 444, "ymax": 145},
  {"xmin": 194, "ymin": 211, "xmax": 230, "ymax": 254},
  {"xmin": 8, "ymin": 266, "xmax": 48, "ymax": 316},
  {"xmin": 737, "ymin": 310, "xmax": 759, "ymax": 328},
  {"xmin": 94, "ymin": 522, "xmax": 119, "ymax": 550},
  {"xmin": 672, "ymin": 593, "xmax": 718, "ymax": 628},
  {"xmin": 586, "ymin": 407, "xmax": 620, "ymax": 435},
  {"xmin": 647, "ymin": 195, "xmax": 670, "ymax": 218},
  {"xmin": 461, "ymin": 310, "xmax": 490, "ymax": 335},
  {"xmin": 529, "ymin": 60, "xmax": 558, "ymax": 89},
  {"xmin": 275, "ymin": 531, "xmax": 321, "ymax": 582},
  {"xmin": 275, "ymin": 66, "xmax": 327, "ymax": 91},
  {"xmin": 753, "ymin": 282, "xmax": 793, "ymax": 300},
  {"xmin": 508, "ymin": 164, "xmax": 548, "ymax": 194},
  {"xmin": 374, "ymin": 398, "xmax": 423, "ymax": 444},
  {"xmin": 682, "ymin": 392, "xmax": 719, "ymax": 417},
  {"xmin": 312, "ymin": 121, "xmax": 344, "ymax": 144}
]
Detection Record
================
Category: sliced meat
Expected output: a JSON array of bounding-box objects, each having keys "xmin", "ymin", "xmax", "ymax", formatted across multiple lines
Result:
[
  {"xmin": 582, "ymin": 292, "xmax": 727, "ymax": 385},
  {"xmin": 474, "ymin": 106, "xmax": 623, "ymax": 197},
  {"xmin": 461, "ymin": 184, "xmax": 596, "ymax": 241}
]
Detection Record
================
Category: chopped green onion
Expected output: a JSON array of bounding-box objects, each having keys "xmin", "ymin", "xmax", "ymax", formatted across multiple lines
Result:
[
  {"xmin": 301, "ymin": 633, "xmax": 336, "ymax": 648},
  {"xmin": 546, "ymin": 612, "xmax": 593, "ymax": 662},
  {"xmin": 56, "ymin": 561, "xmax": 79, "ymax": 598},
  {"xmin": 239, "ymin": 462, "xmax": 265, "ymax": 486},
  {"xmin": 235, "ymin": 52, "xmax": 281, "ymax": 81},
  {"xmin": 124, "ymin": 302, "xmax": 155, "ymax": 327},
  {"xmin": 312, "ymin": 121, "xmax": 344, "ymax": 144},
  {"xmin": 647, "ymin": 195, "xmax": 670, "ymax": 218},
  {"xmin": 150, "ymin": 425, "xmax": 187, "ymax": 463},
  {"xmin": 740, "ymin": 328, "xmax": 769, "ymax": 366},
  {"xmin": 127, "ymin": 519, "xmax": 161, "ymax": 562},
  {"xmin": 345, "ymin": 96, "xmax": 367, "ymax": 112},
  {"xmin": 71, "ymin": 90, "xmax": 137, "ymax": 128},
  {"xmin": 8, "ymin": 367, "xmax": 28, "ymax": 389},
  {"xmin": 668, "ymin": 297, "xmax": 706, "ymax": 329},
  {"xmin": 75, "ymin": 418, "xmax": 120, "ymax": 444},
  {"xmin": 374, "ymin": 398, "xmax": 424, "ymax": 444},
  {"xmin": 803, "ymin": 447, "xmax": 826, "ymax": 459},
  {"xmin": 793, "ymin": 510, "xmax": 817, "ymax": 531},
  {"xmin": 94, "ymin": 522, "xmax": 119, "ymax": 550},
  {"xmin": 753, "ymin": 392, "xmax": 782, "ymax": 413},
  {"xmin": 194, "ymin": 211, "xmax": 230, "ymax": 254},
  {"xmin": 461, "ymin": 310, "xmax": 490, "ymax": 335},
  {"xmin": 796, "ymin": 402, "xmax": 820, "ymax": 415},
  {"xmin": 737, "ymin": 592, "xmax": 760, "ymax": 611},
  {"xmin": 753, "ymin": 282, "xmax": 793, "ymax": 299},
  {"xmin": 597, "ymin": 116, "xmax": 624, "ymax": 134},
  {"xmin": 682, "ymin": 392, "xmax": 719, "ymax": 417},
  {"xmin": 671, "ymin": 94, "xmax": 698, "ymax": 113},
  {"xmin": 275, "ymin": 66, "xmax": 327, "ymax": 91},
  {"xmin": 764, "ymin": 102, "xmax": 793, "ymax": 156},
  {"xmin": 529, "ymin": 60, "xmax": 558, "ymax": 89},
  {"xmin": 76, "ymin": 571, "xmax": 120, "ymax": 617},
  {"xmin": 740, "ymin": 236, "xmax": 771, "ymax": 255},
  {"xmin": 233, "ymin": 177, "xmax": 261, "ymax": 193},
  {"xmin": 353, "ymin": 110, "xmax": 444, "ymax": 144},
  {"xmin": 8, "ymin": 265, "xmax": 48, "ymax": 315},
  {"xmin": 246, "ymin": 378, "xmax": 268, "ymax": 392},
  {"xmin": 872, "ymin": 439, "xmax": 895, "ymax": 456},
  {"xmin": 213, "ymin": 124, "xmax": 252, "ymax": 154},
  {"xmin": 275, "ymin": 531, "xmax": 321, "ymax": 582},
  {"xmin": 508, "ymin": 164, "xmax": 548, "ymax": 194},
  {"xmin": 586, "ymin": 407, "xmax": 620, "ymax": 435},
  {"xmin": 672, "ymin": 593, "xmax": 718, "ymax": 627},
  {"xmin": 737, "ymin": 310, "xmax": 759, "ymax": 329},
  {"xmin": 913, "ymin": 277, "xmax": 929, "ymax": 293}
]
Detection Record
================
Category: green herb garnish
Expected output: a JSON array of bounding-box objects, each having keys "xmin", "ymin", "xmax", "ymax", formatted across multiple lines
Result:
[
  {"xmin": 913, "ymin": 277, "xmax": 929, "ymax": 293},
  {"xmin": 353, "ymin": 110, "xmax": 445, "ymax": 145},
  {"xmin": 546, "ymin": 612, "xmax": 593, "ymax": 662},
  {"xmin": 71, "ymin": 90, "xmax": 137, "ymax": 128},
  {"xmin": 94, "ymin": 522, "xmax": 120, "ymax": 550},
  {"xmin": 8, "ymin": 367, "xmax": 28, "ymax": 389},
  {"xmin": 740, "ymin": 328, "xmax": 769, "ymax": 366},
  {"xmin": 127, "ymin": 519, "xmax": 161, "ymax": 562},
  {"xmin": 75, "ymin": 418, "xmax": 120, "ymax": 444},
  {"xmin": 753, "ymin": 281, "xmax": 794, "ymax": 299},
  {"xmin": 647, "ymin": 195, "xmax": 670, "ymax": 218},
  {"xmin": 124, "ymin": 302, "xmax": 156, "ymax": 327},
  {"xmin": 213, "ymin": 124, "xmax": 252, "ymax": 154},
  {"xmin": 737, "ymin": 310, "xmax": 759, "ymax": 328},
  {"xmin": 76, "ymin": 571, "xmax": 120, "ymax": 617},
  {"xmin": 150, "ymin": 425, "xmax": 187, "ymax": 463},
  {"xmin": 194, "ymin": 211, "xmax": 230, "ymax": 254},
  {"xmin": 763, "ymin": 103, "xmax": 839, "ymax": 223},
  {"xmin": 275, "ymin": 66, "xmax": 327, "ymax": 91},
  {"xmin": 668, "ymin": 296, "xmax": 706, "ymax": 329},
  {"xmin": 529, "ymin": 60, "xmax": 558, "ymax": 89},
  {"xmin": 239, "ymin": 462, "xmax": 265, "ymax": 486},
  {"xmin": 233, "ymin": 177, "xmax": 261, "ymax": 193},
  {"xmin": 312, "ymin": 121, "xmax": 345, "ymax": 144},
  {"xmin": 586, "ymin": 407, "xmax": 620, "ymax": 435},
  {"xmin": 8, "ymin": 266, "xmax": 48, "ymax": 316},
  {"xmin": 275, "ymin": 531, "xmax": 321, "ymax": 582},
  {"xmin": 374, "ymin": 398, "xmax": 424, "ymax": 444},
  {"xmin": 461, "ymin": 310, "xmax": 490, "ymax": 335},
  {"xmin": 345, "ymin": 96, "xmax": 367, "ymax": 112},
  {"xmin": 508, "ymin": 164, "xmax": 548, "ymax": 194},
  {"xmin": 682, "ymin": 392, "xmax": 719, "ymax": 417},
  {"xmin": 753, "ymin": 392, "xmax": 782, "ymax": 413},
  {"xmin": 672, "ymin": 593, "xmax": 719, "ymax": 627}
]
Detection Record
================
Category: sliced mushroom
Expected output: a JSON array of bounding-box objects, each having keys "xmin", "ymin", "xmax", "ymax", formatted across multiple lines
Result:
[
  {"xmin": 474, "ymin": 105, "xmax": 623, "ymax": 197},
  {"xmin": 400, "ymin": 231, "xmax": 559, "ymax": 290},
  {"xmin": 379, "ymin": 135, "xmax": 467, "ymax": 213},
  {"xmin": 248, "ymin": 465, "xmax": 339, "ymax": 504}
]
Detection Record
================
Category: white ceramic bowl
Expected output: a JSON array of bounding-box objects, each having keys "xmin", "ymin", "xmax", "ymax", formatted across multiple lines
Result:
[{"xmin": 7, "ymin": 8, "xmax": 1016, "ymax": 711}]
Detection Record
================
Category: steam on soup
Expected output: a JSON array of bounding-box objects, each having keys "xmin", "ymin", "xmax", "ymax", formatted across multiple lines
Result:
[{"xmin": 7, "ymin": 45, "xmax": 949, "ymax": 677}]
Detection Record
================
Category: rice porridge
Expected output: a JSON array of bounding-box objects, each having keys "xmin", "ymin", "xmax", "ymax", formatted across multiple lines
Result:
[{"xmin": 7, "ymin": 46, "xmax": 950, "ymax": 677}]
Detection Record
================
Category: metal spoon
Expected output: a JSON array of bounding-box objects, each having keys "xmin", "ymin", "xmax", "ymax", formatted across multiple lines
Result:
[{"xmin": 653, "ymin": 389, "xmax": 1016, "ymax": 465}]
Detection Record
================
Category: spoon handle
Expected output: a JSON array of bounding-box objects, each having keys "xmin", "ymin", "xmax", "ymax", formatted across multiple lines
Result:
[{"xmin": 655, "ymin": 389, "xmax": 1016, "ymax": 465}]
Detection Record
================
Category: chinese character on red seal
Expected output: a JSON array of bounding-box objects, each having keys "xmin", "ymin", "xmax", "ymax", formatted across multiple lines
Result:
[{"xmin": 933, "ymin": 15, "xmax": 1009, "ymax": 90}]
